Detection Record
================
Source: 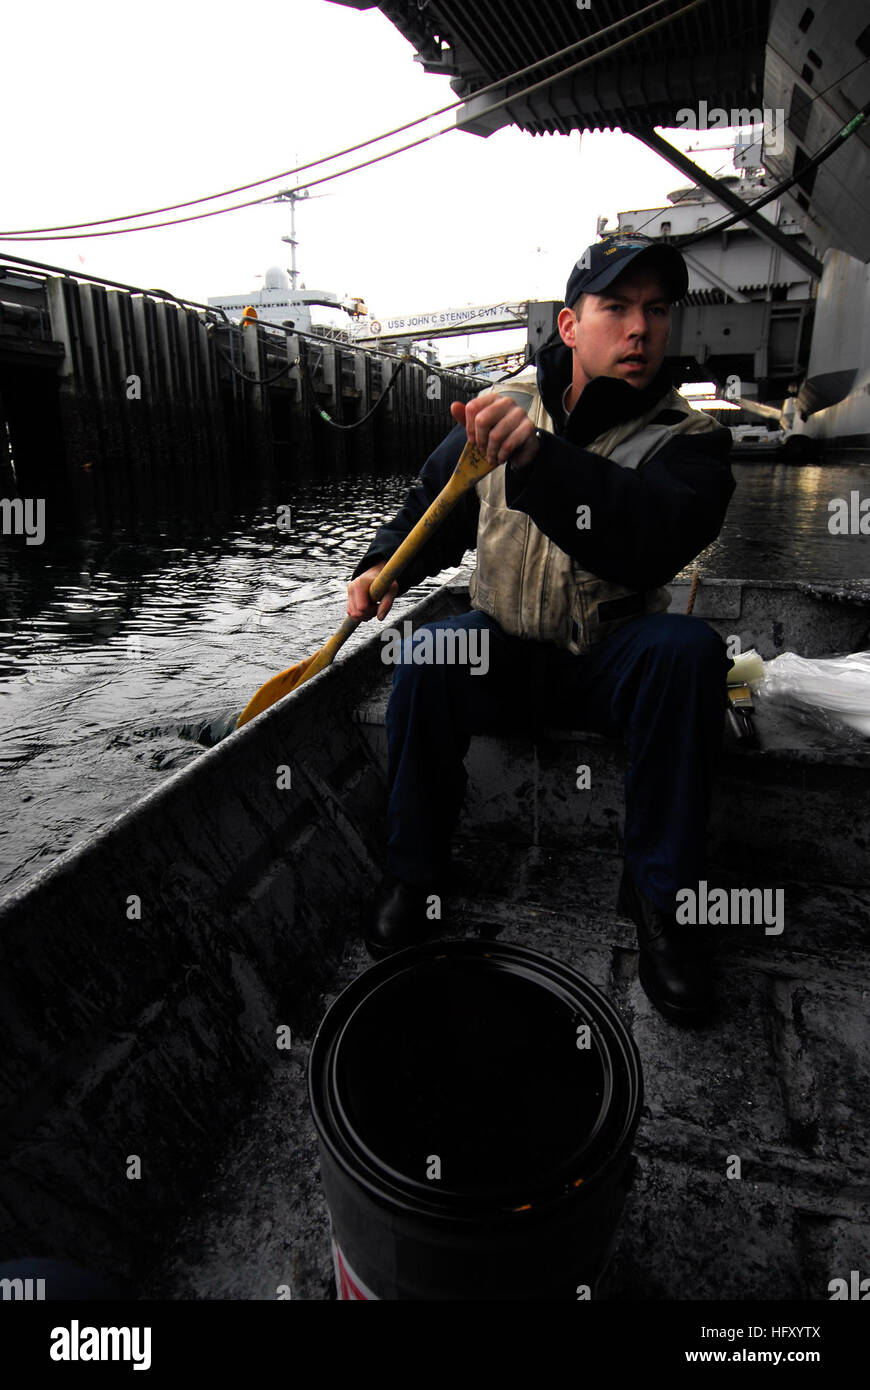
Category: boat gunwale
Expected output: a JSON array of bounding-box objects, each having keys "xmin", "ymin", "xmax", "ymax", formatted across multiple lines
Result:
[{"xmin": 1, "ymin": 574, "xmax": 868, "ymax": 923}]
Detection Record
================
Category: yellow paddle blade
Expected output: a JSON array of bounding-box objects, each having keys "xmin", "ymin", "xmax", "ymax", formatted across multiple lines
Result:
[
  {"xmin": 235, "ymin": 654, "xmax": 317, "ymax": 729},
  {"xmin": 235, "ymin": 615, "xmax": 361, "ymax": 728}
]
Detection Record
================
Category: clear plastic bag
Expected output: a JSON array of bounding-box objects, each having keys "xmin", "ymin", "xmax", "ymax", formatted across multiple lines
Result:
[{"xmin": 751, "ymin": 649, "xmax": 870, "ymax": 737}]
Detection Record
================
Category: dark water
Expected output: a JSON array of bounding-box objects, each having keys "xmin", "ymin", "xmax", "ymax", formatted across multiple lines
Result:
[{"xmin": 1, "ymin": 459, "xmax": 867, "ymax": 904}]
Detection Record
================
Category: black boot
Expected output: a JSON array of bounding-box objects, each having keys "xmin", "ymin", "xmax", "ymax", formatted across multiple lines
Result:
[
  {"xmin": 617, "ymin": 866, "xmax": 714, "ymax": 1023},
  {"xmin": 365, "ymin": 877, "xmax": 444, "ymax": 960}
]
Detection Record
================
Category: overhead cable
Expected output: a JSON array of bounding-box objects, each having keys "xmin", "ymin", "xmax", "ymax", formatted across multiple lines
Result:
[
  {"xmin": 0, "ymin": 0, "xmax": 688, "ymax": 238},
  {"xmin": 0, "ymin": 0, "xmax": 708, "ymax": 242}
]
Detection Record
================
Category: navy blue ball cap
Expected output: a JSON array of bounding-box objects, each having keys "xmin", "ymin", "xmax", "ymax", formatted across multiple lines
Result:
[{"xmin": 565, "ymin": 233, "xmax": 688, "ymax": 307}]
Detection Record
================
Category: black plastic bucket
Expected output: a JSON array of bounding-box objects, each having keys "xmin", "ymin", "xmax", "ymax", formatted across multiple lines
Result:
[{"xmin": 308, "ymin": 939, "xmax": 643, "ymax": 1300}]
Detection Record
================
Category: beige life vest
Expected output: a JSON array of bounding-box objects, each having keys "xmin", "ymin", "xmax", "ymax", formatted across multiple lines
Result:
[{"xmin": 468, "ymin": 369, "xmax": 724, "ymax": 654}]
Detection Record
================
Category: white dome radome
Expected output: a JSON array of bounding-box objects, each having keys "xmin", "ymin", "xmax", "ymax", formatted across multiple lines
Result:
[{"xmin": 264, "ymin": 265, "xmax": 289, "ymax": 290}]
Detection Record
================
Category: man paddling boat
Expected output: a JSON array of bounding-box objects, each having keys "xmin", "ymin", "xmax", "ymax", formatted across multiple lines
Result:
[{"xmin": 348, "ymin": 233, "xmax": 735, "ymax": 1023}]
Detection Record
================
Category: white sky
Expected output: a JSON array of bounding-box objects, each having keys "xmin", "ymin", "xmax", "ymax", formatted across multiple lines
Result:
[{"xmin": 2, "ymin": 0, "xmax": 744, "ymax": 360}]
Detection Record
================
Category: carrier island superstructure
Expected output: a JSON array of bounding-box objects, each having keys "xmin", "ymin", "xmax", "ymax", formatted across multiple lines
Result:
[{"xmin": 331, "ymin": 0, "xmax": 870, "ymax": 450}]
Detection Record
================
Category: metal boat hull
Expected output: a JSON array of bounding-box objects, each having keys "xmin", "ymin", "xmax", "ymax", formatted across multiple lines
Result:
[{"xmin": 1, "ymin": 577, "xmax": 868, "ymax": 1296}]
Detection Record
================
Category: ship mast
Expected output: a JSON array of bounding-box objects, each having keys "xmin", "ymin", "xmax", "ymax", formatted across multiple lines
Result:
[{"xmin": 275, "ymin": 187, "xmax": 310, "ymax": 291}]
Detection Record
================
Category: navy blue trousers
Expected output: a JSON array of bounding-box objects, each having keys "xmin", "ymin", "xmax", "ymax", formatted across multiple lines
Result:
[{"xmin": 383, "ymin": 609, "xmax": 730, "ymax": 912}]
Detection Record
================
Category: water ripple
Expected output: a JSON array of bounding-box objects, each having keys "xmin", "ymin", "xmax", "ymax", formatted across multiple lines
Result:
[{"xmin": 0, "ymin": 460, "xmax": 867, "ymax": 903}]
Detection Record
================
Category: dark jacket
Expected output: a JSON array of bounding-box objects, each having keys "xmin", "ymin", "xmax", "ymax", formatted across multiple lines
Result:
[{"xmin": 351, "ymin": 339, "xmax": 735, "ymax": 595}]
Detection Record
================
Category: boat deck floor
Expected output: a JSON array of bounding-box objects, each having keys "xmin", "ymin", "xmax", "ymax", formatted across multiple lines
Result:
[{"xmin": 144, "ymin": 834, "xmax": 870, "ymax": 1302}]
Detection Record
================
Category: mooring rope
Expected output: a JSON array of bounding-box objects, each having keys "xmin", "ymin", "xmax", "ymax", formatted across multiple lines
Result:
[
  {"xmin": 214, "ymin": 345, "xmax": 298, "ymax": 387},
  {"xmin": 298, "ymin": 354, "xmax": 409, "ymax": 431}
]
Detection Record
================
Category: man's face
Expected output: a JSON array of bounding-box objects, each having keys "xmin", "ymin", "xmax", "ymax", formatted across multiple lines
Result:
[{"xmin": 557, "ymin": 265, "xmax": 671, "ymax": 393}]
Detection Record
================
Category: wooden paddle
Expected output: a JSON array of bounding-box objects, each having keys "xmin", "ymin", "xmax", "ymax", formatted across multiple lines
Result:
[{"xmin": 235, "ymin": 439, "xmax": 498, "ymax": 729}]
